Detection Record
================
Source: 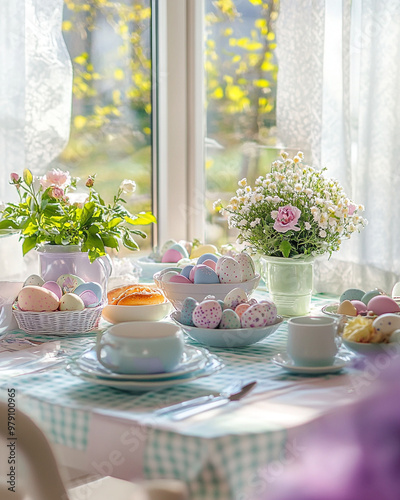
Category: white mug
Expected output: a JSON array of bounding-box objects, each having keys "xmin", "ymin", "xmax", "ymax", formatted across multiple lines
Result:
[{"xmin": 287, "ymin": 316, "xmax": 339, "ymax": 367}]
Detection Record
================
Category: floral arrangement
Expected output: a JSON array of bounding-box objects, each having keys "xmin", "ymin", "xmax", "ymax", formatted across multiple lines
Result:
[
  {"xmin": 0, "ymin": 168, "xmax": 156, "ymax": 262},
  {"xmin": 214, "ymin": 152, "xmax": 367, "ymax": 258}
]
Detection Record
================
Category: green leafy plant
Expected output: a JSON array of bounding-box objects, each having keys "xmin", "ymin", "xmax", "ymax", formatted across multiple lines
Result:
[{"xmin": 0, "ymin": 168, "xmax": 156, "ymax": 262}]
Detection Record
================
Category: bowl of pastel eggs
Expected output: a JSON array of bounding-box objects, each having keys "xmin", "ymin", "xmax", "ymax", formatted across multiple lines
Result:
[
  {"xmin": 137, "ymin": 240, "xmax": 219, "ymax": 281},
  {"xmin": 12, "ymin": 273, "xmax": 105, "ymax": 335},
  {"xmin": 170, "ymin": 287, "xmax": 283, "ymax": 348},
  {"xmin": 154, "ymin": 252, "xmax": 261, "ymax": 310}
]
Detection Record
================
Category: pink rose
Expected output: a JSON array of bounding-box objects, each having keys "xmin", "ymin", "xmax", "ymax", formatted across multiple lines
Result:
[
  {"xmin": 273, "ymin": 205, "xmax": 301, "ymax": 233},
  {"xmin": 40, "ymin": 168, "xmax": 71, "ymax": 189},
  {"xmin": 348, "ymin": 203, "xmax": 357, "ymax": 216},
  {"xmin": 10, "ymin": 173, "xmax": 20, "ymax": 183},
  {"xmin": 49, "ymin": 186, "xmax": 64, "ymax": 199}
]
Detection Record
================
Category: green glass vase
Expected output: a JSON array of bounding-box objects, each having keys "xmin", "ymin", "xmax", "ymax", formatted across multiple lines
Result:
[{"xmin": 260, "ymin": 255, "xmax": 314, "ymax": 317}]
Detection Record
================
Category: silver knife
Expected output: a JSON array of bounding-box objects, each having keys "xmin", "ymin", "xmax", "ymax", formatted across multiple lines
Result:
[{"xmin": 171, "ymin": 381, "xmax": 257, "ymax": 421}]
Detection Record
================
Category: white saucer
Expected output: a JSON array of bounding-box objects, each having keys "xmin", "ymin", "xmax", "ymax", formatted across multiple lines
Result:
[
  {"xmin": 66, "ymin": 354, "xmax": 224, "ymax": 392},
  {"xmin": 271, "ymin": 352, "xmax": 348, "ymax": 374},
  {"xmin": 76, "ymin": 345, "xmax": 209, "ymax": 381}
]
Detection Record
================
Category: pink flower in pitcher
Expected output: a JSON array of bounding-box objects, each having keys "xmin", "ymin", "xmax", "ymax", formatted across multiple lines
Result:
[
  {"xmin": 273, "ymin": 205, "xmax": 301, "ymax": 233},
  {"xmin": 49, "ymin": 186, "xmax": 64, "ymax": 199},
  {"xmin": 40, "ymin": 168, "xmax": 71, "ymax": 189}
]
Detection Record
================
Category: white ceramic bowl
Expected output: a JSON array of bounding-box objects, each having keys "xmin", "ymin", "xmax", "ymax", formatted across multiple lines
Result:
[
  {"xmin": 342, "ymin": 338, "xmax": 399, "ymax": 356},
  {"xmin": 102, "ymin": 300, "xmax": 172, "ymax": 324},
  {"xmin": 171, "ymin": 310, "xmax": 283, "ymax": 348},
  {"xmin": 154, "ymin": 273, "xmax": 261, "ymax": 310}
]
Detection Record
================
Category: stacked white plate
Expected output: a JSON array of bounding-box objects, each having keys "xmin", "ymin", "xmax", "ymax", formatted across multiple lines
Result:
[{"xmin": 66, "ymin": 345, "xmax": 224, "ymax": 392}]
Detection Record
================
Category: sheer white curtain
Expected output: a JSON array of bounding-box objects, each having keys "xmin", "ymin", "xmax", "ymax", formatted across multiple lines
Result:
[
  {"xmin": 0, "ymin": 0, "xmax": 72, "ymax": 279},
  {"xmin": 276, "ymin": 0, "xmax": 400, "ymax": 294}
]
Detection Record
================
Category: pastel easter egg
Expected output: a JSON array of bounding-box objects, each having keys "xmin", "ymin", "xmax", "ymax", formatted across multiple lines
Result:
[
  {"xmin": 392, "ymin": 282, "xmax": 400, "ymax": 299},
  {"xmin": 169, "ymin": 243, "xmax": 189, "ymax": 259},
  {"xmin": 162, "ymin": 248, "xmax": 184, "ymax": 263},
  {"xmin": 180, "ymin": 297, "xmax": 198, "ymax": 326},
  {"xmin": 160, "ymin": 239, "xmax": 177, "ymax": 254},
  {"xmin": 217, "ymin": 300, "xmax": 225, "ymax": 311},
  {"xmin": 202, "ymin": 259, "xmax": 217, "ymax": 271},
  {"xmin": 59, "ymin": 293, "xmax": 85, "ymax": 311},
  {"xmin": 79, "ymin": 289, "xmax": 99, "ymax": 307},
  {"xmin": 337, "ymin": 300, "xmax": 357, "ymax": 316},
  {"xmin": 340, "ymin": 288, "xmax": 365, "ymax": 303},
  {"xmin": 157, "ymin": 267, "xmax": 182, "ymax": 279},
  {"xmin": 350, "ymin": 300, "xmax": 368, "ymax": 314},
  {"xmin": 190, "ymin": 244, "xmax": 218, "ymax": 259},
  {"xmin": 367, "ymin": 295, "xmax": 400, "ymax": 315},
  {"xmin": 169, "ymin": 275, "xmax": 192, "ymax": 284},
  {"xmin": 197, "ymin": 253, "xmax": 219, "ymax": 265},
  {"xmin": 161, "ymin": 271, "xmax": 180, "ymax": 283},
  {"xmin": 372, "ymin": 313, "xmax": 400, "ymax": 335},
  {"xmin": 57, "ymin": 274, "xmax": 85, "ymax": 293},
  {"xmin": 194, "ymin": 266, "xmax": 220, "ymax": 284},
  {"xmin": 18, "ymin": 286, "xmax": 59, "ymax": 312},
  {"xmin": 216, "ymin": 256, "xmax": 242, "ymax": 284},
  {"xmin": 224, "ymin": 287, "xmax": 248, "ymax": 309},
  {"xmin": 189, "ymin": 265, "xmax": 200, "ymax": 282},
  {"xmin": 219, "ymin": 309, "xmax": 241, "ymax": 329},
  {"xmin": 74, "ymin": 282, "xmax": 103, "ymax": 302},
  {"xmin": 248, "ymin": 298, "xmax": 258, "ymax": 306},
  {"xmin": 361, "ymin": 289, "xmax": 382, "ymax": 305},
  {"xmin": 23, "ymin": 274, "xmax": 44, "ymax": 287},
  {"xmin": 235, "ymin": 303, "xmax": 251, "ymax": 318},
  {"xmin": 260, "ymin": 301, "xmax": 277, "ymax": 325},
  {"xmin": 241, "ymin": 304, "xmax": 270, "ymax": 329},
  {"xmin": 391, "ymin": 330, "xmax": 400, "ymax": 343},
  {"xmin": 192, "ymin": 300, "xmax": 222, "ymax": 328},
  {"xmin": 181, "ymin": 265, "xmax": 195, "ymax": 280},
  {"xmin": 42, "ymin": 281, "xmax": 63, "ymax": 299},
  {"xmin": 236, "ymin": 252, "xmax": 256, "ymax": 281}
]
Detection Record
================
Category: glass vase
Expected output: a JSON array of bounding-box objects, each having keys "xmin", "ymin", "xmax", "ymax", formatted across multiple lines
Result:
[{"xmin": 260, "ymin": 255, "xmax": 314, "ymax": 317}]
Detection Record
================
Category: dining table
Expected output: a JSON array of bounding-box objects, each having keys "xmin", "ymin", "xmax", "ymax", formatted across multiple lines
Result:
[{"xmin": 0, "ymin": 292, "xmax": 376, "ymax": 500}]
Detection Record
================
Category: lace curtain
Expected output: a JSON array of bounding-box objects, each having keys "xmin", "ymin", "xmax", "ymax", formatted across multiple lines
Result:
[
  {"xmin": 0, "ymin": 0, "xmax": 72, "ymax": 279},
  {"xmin": 276, "ymin": 0, "xmax": 400, "ymax": 294}
]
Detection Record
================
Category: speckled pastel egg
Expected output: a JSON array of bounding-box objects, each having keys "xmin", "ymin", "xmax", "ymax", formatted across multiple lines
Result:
[
  {"xmin": 23, "ymin": 274, "xmax": 44, "ymax": 287},
  {"xmin": 18, "ymin": 285, "xmax": 59, "ymax": 312},
  {"xmin": 340, "ymin": 288, "xmax": 365, "ymax": 303},
  {"xmin": 42, "ymin": 281, "xmax": 63, "ymax": 299},
  {"xmin": 57, "ymin": 274, "xmax": 85, "ymax": 293},
  {"xmin": 59, "ymin": 293, "xmax": 85, "ymax": 311},
  {"xmin": 201, "ymin": 259, "xmax": 217, "ymax": 271},
  {"xmin": 169, "ymin": 274, "xmax": 192, "ymax": 283},
  {"xmin": 197, "ymin": 253, "xmax": 219, "ymax": 265},
  {"xmin": 361, "ymin": 289, "xmax": 382, "ymax": 305},
  {"xmin": 79, "ymin": 290, "xmax": 99, "ymax": 307},
  {"xmin": 162, "ymin": 248, "xmax": 184, "ymax": 263},
  {"xmin": 337, "ymin": 300, "xmax": 357, "ymax": 316},
  {"xmin": 160, "ymin": 239, "xmax": 177, "ymax": 254},
  {"xmin": 219, "ymin": 309, "xmax": 241, "ymax": 329},
  {"xmin": 216, "ymin": 256, "xmax": 242, "ymax": 284},
  {"xmin": 235, "ymin": 303, "xmax": 251, "ymax": 318},
  {"xmin": 74, "ymin": 282, "xmax": 103, "ymax": 302},
  {"xmin": 367, "ymin": 295, "xmax": 400, "ymax": 315},
  {"xmin": 241, "ymin": 303, "xmax": 272, "ymax": 328},
  {"xmin": 224, "ymin": 288, "xmax": 248, "ymax": 309},
  {"xmin": 236, "ymin": 252, "xmax": 256, "ymax": 281},
  {"xmin": 217, "ymin": 300, "xmax": 225, "ymax": 311},
  {"xmin": 350, "ymin": 300, "xmax": 368, "ymax": 314},
  {"xmin": 180, "ymin": 265, "xmax": 195, "ymax": 281},
  {"xmin": 373, "ymin": 313, "xmax": 400, "ymax": 335},
  {"xmin": 192, "ymin": 300, "xmax": 222, "ymax": 329},
  {"xmin": 180, "ymin": 297, "xmax": 198, "ymax": 326},
  {"xmin": 169, "ymin": 243, "xmax": 189, "ymax": 259},
  {"xmin": 193, "ymin": 266, "xmax": 220, "ymax": 284},
  {"xmin": 190, "ymin": 244, "xmax": 218, "ymax": 259},
  {"xmin": 161, "ymin": 271, "xmax": 180, "ymax": 283}
]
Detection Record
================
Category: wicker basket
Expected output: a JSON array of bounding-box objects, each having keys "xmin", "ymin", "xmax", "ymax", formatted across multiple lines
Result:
[{"xmin": 12, "ymin": 302, "xmax": 105, "ymax": 335}]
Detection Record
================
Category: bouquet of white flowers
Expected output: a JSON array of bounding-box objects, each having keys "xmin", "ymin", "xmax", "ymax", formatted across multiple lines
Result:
[{"xmin": 215, "ymin": 151, "xmax": 367, "ymax": 258}]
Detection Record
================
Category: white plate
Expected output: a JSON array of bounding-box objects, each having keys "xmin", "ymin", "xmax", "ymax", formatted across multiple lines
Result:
[
  {"xmin": 77, "ymin": 344, "xmax": 209, "ymax": 380},
  {"xmin": 66, "ymin": 355, "xmax": 224, "ymax": 392},
  {"xmin": 271, "ymin": 352, "xmax": 348, "ymax": 374}
]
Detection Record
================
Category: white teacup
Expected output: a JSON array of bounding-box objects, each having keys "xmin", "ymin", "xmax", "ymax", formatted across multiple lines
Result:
[
  {"xmin": 287, "ymin": 316, "xmax": 339, "ymax": 367},
  {"xmin": 96, "ymin": 321, "xmax": 184, "ymax": 374}
]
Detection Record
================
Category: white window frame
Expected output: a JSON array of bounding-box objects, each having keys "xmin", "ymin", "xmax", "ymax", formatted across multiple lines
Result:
[{"xmin": 153, "ymin": 0, "xmax": 205, "ymax": 248}]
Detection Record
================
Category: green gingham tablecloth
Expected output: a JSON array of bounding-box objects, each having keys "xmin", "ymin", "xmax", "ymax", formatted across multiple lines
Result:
[{"xmin": 0, "ymin": 293, "xmax": 360, "ymax": 500}]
